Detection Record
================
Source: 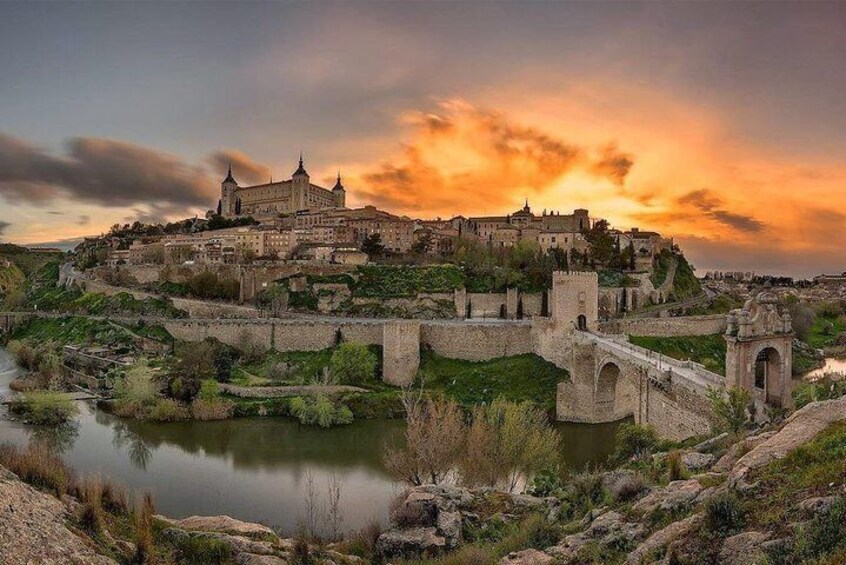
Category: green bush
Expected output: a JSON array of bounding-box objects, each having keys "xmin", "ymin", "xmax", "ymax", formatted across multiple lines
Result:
[
  {"xmin": 707, "ymin": 386, "xmax": 751, "ymax": 434},
  {"xmin": 791, "ymin": 497, "xmax": 846, "ymax": 561},
  {"xmin": 145, "ymin": 398, "xmax": 189, "ymax": 422},
  {"xmin": 10, "ymin": 391, "xmax": 79, "ymax": 425},
  {"xmin": 793, "ymin": 377, "xmax": 846, "ymax": 409},
  {"xmin": 612, "ymin": 422, "xmax": 659, "ymax": 463},
  {"xmin": 289, "ymin": 395, "xmax": 354, "ymax": 428},
  {"xmin": 174, "ymin": 534, "xmax": 234, "ymax": 565},
  {"xmin": 330, "ymin": 342, "xmax": 378, "ymax": 385},
  {"xmin": 113, "ymin": 360, "xmax": 158, "ymax": 406},
  {"xmin": 703, "ymin": 490, "xmax": 745, "ymax": 536}
]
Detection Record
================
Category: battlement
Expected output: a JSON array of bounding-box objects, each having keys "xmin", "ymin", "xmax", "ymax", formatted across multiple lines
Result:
[{"xmin": 553, "ymin": 271, "xmax": 598, "ymax": 282}]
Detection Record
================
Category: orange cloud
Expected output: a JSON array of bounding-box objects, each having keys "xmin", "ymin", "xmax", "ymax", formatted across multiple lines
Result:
[{"xmin": 352, "ymin": 99, "xmax": 634, "ymax": 215}]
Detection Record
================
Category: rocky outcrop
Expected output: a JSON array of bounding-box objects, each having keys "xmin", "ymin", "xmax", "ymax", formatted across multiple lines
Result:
[
  {"xmin": 731, "ymin": 396, "xmax": 846, "ymax": 479},
  {"xmin": 625, "ymin": 513, "xmax": 703, "ymax": 565},
  {"xmin": 632, "ymin": 479, "xmax": 704, "ymax": 514},
  {"xmin": 548, "ymin": 510, "xmax": 646, "ymax": 563},
  {"xmin": 0, "ymin": 467, "xmax": 117, "ymax": 565},
  {"xmin": 500, "ymin": 548, "xmax": 554, "ymax": 564},
  {"xmin": 718, "ymin": 531, "xmax": 770, "ymax": 565}
]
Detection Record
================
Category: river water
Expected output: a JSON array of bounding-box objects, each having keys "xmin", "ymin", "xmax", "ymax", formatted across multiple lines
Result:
[
  {"xmin": 0, "ymin": 346, "xmax": 621, "ymax": 535},
  {"xmin": 804, "ymin": 357, "xmax": 846, "ymax": 381}
]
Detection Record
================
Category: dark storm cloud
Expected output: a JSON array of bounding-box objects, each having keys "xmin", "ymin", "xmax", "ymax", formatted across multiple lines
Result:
[
  {"xmin": 0, "ymin": 221, "xmax": 10, "ymax": 236},
  {"xmin": 0, "ymin": 133, "xmax": 215, "ymax": 209},
  {"xmin": 591, "ymin": 144, "xmax": 634, "ymax": 186},
  {"xmin": 207, "ymin": 150, "xmax": 272, "ymax": 186},
  {"xmin": 677, "ymin": 189, "xmax": 764, "ymax": 233}
]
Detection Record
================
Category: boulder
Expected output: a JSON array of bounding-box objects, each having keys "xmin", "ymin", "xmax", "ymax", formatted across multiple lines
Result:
[
  {"xmin": 155, "ymin": 514, "xmax": 276, "ymax": 539},
  {"xmin": 681, "ymin": 451, "xmax": 714, "ymax": 472},
  {"xmin": 632, "ymin": 479, "xmax": 703, "ymax": 514},
  {"xmin": 436, "ymin": 509, "xmax": 463, "ymax": 548},
  {"xmin": 731, "ymin": 396, "xmax": 846, "ymax": 479},
  {"xmin": 718, "ymin": 531, "xmax": 770, "ymax": 565},
  {"xmin": 548, "ymin": 510, "xmax": 644, "ymax": 562},
  {"xmin": 500, "ymin": 548, "xmax": 554, "ymax": 564},
  {"xmin": 798, "ymin": 495, "xmax": 841, "ymax": 518},
  {"xmin": 375, "ymin": 526, "xmax": 446, "ymax": 559},
  {"xmin": 625, "ymin": 513, "xmax": 702, "ymax": 565},
  {"xmin": 692, "ymin": 432, "xmax": 729, "ymax": 452}
]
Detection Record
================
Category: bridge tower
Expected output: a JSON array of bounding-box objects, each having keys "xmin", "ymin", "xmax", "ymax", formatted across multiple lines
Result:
[
  {"xmin": 724, "ymin": 291, "xmax": 793, "ymax": 407},
  {"xmin": 551, "ymin": 271, "xmax": 598, "ymax": 331}
]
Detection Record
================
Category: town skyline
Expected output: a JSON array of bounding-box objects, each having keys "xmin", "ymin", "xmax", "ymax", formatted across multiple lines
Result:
[{"xmin": 2, "ymin": 2, "xmax": 846, "ymax": 277}]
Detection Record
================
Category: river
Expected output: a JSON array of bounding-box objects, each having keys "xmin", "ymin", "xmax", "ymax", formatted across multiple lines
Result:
[
  {"xmin": 0, "ymin": 346, "xmax": 622, "ymax": 535},
  {"xmin": 804, "ymin": 357, "xmax": 846, "ymax": 381}
]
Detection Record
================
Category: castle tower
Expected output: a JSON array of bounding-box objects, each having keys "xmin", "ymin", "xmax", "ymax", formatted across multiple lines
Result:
[
  {"xmin": 220, "ymin": 165, "xmax": 238, "ymax": 217},
  {"xmin": 550, "ymin": 271, "xmax": 599, "ymax": 331},
  {"xmin": 291, "ymin": 153, "xmax": 310, "ymax": 211},
  {"xmin": 332, "ymin": 171, "xmax": 346, "ymax": 208}
]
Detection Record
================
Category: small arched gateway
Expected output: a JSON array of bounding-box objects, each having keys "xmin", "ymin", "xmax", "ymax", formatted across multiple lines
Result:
[
  {"xmin": 725, "ymin": 291, "xmax": 793, "ymax": 408},
  {"xmin": 595, "ymin": 361, "xmax": 620, "ymax": 412},
  {"xmin": 577, "ymin": 315, "xmax": 588, "ymax": 331}
]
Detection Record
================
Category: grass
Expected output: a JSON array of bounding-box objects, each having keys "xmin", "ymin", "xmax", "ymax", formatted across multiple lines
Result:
[
  {"xmin": 420, "ymin": 351, "xmax": 569, "ymax": 412},
  {"xmin": 9, "ymin": 391, "xmax": 80, "ymax": 425},
  {"xmin": 231, "ymin": 349, "xmax": 335, "ymax": 386},
  {"xmin": 746, "ymin": 421, "xmax": 846, "ymax": 534},
  {"xmin": 629, "ymin": 334, "xmax": 727, "ymax": 375},
  {"xmin": 11, "ymin": 316, "xmax": 136, "ymax": 348},
  {"xmin": 807, "ymin": 315, "xmax": 846, "ymax": 349}
]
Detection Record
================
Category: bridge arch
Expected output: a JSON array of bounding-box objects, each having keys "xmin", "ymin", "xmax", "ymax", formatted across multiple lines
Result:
[{"xmin": 595, "ymin": 360, "xmax": 621, "ymax": 413}]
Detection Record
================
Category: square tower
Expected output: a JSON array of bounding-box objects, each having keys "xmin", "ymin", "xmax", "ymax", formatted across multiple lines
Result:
[{"xmin": 551, "ymin": 271, "xmax": 598, "ymax": 331}]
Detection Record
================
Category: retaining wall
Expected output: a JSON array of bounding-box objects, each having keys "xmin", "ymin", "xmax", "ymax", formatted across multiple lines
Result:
[{"xmin": 599, "ymin": 315, "xmax": 727, "ymax": 337}]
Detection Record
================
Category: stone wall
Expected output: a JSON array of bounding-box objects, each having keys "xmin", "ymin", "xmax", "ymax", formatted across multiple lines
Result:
[
  {"xmin": 383, "ymin": 321, "xmax": 421, "ymax": 386},
  {"xmin": 599, "ymin": 315, "xmax": 727, "ymax": 337},
  {"xmin": 79, "ymin": 279, "xmax": 260, "ymax": 319},
  {"xmin": 467, "ymin": 293, "xmax": 506, "ymax": 319},
  {"xmin": 420, "ymin": 322, "xmax": 532, "ymax": 361},
  {"xmin": 638, "ymin": 381, "xmax": 714, "ymax": 441}
]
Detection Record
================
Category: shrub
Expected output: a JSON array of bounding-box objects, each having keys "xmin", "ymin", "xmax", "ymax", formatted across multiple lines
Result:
[
  {"xmin": 190, "ymin": 398, "xmax": 234, "ymax": 421},
  {"xmin": 134, "ymin": 492, "xmax": 155, "ymax": 564},
  {"xmin": 707, "ymin": 386, "xmax": 751, "ymax": 434},
  {"xmin": 198, "ymin": 379, "xmax": 220, "ymax": 400},
  {"xmin": 289, "ymin": 395, "xmax": 354, "ymax": 428},
  {"xmin": 174, "ymin": 534, "xmax": 233, "ymax": 565},
  {"xmin": 329, "ymin": 342, "xmax": 378, "ymax": 385},
  {"xmin": 667, "ymin": 450, "xmax": 686, "ymax": 481},
  {"xmin": 113, "ymin": 360, "xmax": 157, "ymax": 406},
  {"xmin": 570, "ymin": 470, "xmax": 606, "ymax": 509},
  {"xmin": 77, "ymin": 475, "xmax": 105, "ymax": 535},
  {"xmin": 791, "ymin": 497, "xmax": 846, "ymax": 561},
  {"xmin": 703, "ymin": 490, "xmax": 745, "ymax": 536},
  {"xmin": 145, "ymin": 398, "xmax": 189, "ymax": 422},
  {"xmin": 612, "ymin": 423, "xmax": 659, "ymax": 463},
  {"xmin": 10, "ymin": 391, "xmax": 79, "ymax": 425},
  {"xmin": 334, "ymin": 519, "xmax": 383, "ymax": 558},
  {"xmin": 0, "ymin": 442, "xmax": 71, "ymax": 496},
  {"xmin": 610, "ymin": 473, "xmax": 646, "ymax": 503},
  {"xmin": 793, "ymin": 376, "xmax": 846, "ymax": 409}
]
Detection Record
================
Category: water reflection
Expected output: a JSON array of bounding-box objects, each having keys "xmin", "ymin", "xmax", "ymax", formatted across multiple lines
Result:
[
  {"xmin": 805, "ymin": 357, "xmax": 846, "ymax": 381},
  {"xmin": 30, "ymin": 421, "xmax": 80, "ymax": 454},
  {"xmin": 111, "ymin": 421, "xmax": 154, "ymax": 470}
]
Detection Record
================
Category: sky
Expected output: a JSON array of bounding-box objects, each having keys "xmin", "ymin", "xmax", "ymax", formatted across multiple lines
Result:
[{"xmin": 1, "ymin": 1, "xmax": 845, "ymax": 278}]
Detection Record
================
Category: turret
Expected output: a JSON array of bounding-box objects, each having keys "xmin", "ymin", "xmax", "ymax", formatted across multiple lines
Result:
[
  {"xmin": 220, "ymin": 165, "xmax": 238, "ymax": 217},
  {"xmin": 292, "ymin": 153, "xmax": 310, "ymax": 210},
  {"xmin": 332, "ymin": 171, "xmax": 346, "ymax": 208}
]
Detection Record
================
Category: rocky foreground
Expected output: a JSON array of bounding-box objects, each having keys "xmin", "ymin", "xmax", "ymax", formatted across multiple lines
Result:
[{"xmin": 1, "ymin": 396, "xmax": 845, "ymax": 564}]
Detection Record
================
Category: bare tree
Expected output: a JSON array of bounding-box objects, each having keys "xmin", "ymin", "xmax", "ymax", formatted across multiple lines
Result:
[{"xmin": 384, "ymin": 377, "xmax": 466, "ymax": 485}]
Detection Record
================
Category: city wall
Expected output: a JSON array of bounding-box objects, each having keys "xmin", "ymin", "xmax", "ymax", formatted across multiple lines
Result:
[{"xmin": 598, "ymin": 315, "xmax": 727, "ymax": 337}]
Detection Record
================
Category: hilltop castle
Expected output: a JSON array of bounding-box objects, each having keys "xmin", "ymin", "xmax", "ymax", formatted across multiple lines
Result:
[{"xmin": 220, "ymin": 155, "xmax": 346, "ymax": 218}]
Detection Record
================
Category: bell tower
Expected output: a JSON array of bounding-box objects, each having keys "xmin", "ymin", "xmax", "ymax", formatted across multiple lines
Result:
[
  {"xmin": 332, "ymin": 171, "xmax": 346, "ymax": 208},
  {"xmin": 220, "ymin": 165, "xmax": 238, "ymax": 217},
  {"xmin": 292, "ymin": 153, "xmax": 310, "ymax": 211}
]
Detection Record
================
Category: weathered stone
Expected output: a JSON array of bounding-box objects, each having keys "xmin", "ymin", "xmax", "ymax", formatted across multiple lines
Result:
[
  {"xmin": 682, "ymin": 451, "xmax": 714, "ymax": 472},
  {"xmin": 436, "ymin": 509, "xmax": 463, "ymax": 548},
  {"xmin": 156, "ymin": 514, "xmax": 276, "ymax": 539},
  {"xmin": 718, "ymin": 531, "xmax": 770, "ymax": 565},
  {"xmin": 0, "ymin": 467, "xmax": 117, "ymax": 565},
  {"xmin": 692, "ymin": 432, "xmax": 729, "ymax": 452},
  {"xmin": 731, "ymin": 396, "xmax": 846, "ymax": 479},
  {"xmin": 625, "ymin": 513, "xmax": 703, "ymax": 565},
  {"xmin": 234, "ymin": 555, "xmax": 289, "ymax": 565},
  {"xmin": 798, "ymin": 495, "xmax": 840, "ymax": 517},
  {"xmin": 632, "ymin": 479, "xmax": 703, "ymax": 514},
  {"xmin": 375, "ymin": 526, "xmax": 446, "ymax": 559},
  {"xmin": 500, "ymin": 548, "xmax": 554, "ymax": 564}
]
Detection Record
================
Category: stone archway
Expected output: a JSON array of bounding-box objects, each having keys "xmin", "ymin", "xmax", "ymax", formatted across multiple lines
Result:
[
  {"xmin": 595, "ymin": 361, "xmax": 621, "ymax": 414},
  {"xmin": 754, "ymin": 346, "xmax": 784, "ymax": 407}
]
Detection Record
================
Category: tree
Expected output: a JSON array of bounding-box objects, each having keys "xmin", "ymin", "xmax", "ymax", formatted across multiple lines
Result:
[
  {"xmin": 329, "ymin": 342, "xmax": 378, "ymax": 385},
  {"xmin": 361, "ymin": 233, "xmax": 385, "ymax": 258},
  {"xmin": 216, "ymin": 199, "xmax": 222, "ymax": 215},
  {"xmin": 611, "ymin": 422, "xmax": 658, "ymax": 463},
  {"xmin": 412, "ymin": 232, "xmax": 434, "ymax": 255},
  {"xmin": 627, "ymin": 241, "xmax": 636, "ymax": 270},
  {"xmin": 707, "ymin": 386, "xmax": 751, "ymax": 434},
  {"xmin": 584, "ymin": 219, "xmax": 615, "ymax": 266},
  {"xmin": 384, "ymin": 393, "xmax": 466, "ymax": 485},
  {"xmin": 114, "ymin": 360, "xmax": 158, "ymax": 407},
  {"xmin": 459, "ymin": 399, "xmax": 561, "ymax": 492}
]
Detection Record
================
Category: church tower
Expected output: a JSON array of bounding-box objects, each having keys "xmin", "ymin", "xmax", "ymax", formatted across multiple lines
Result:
[
  {"xmin": 220, "ymin": 165, "xmax": 238, "ymax": 216},
  {"xmin": 291, "ymin": 153, "xmax": 310, "ymax": 211},
  {"xmin": 332, "ymin": 172, "xmax": 346, "ymax": 208}
]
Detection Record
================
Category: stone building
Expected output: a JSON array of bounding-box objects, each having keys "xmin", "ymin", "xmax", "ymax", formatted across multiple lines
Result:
[{"xmin": 220, "ymin": 156, "xmax": 346, "ymax": 218}]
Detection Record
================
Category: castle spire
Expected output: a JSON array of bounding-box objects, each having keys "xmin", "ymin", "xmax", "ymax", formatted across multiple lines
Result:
[
  {"xmin": 223, "ymin": 163, "xmax": 236, "ymax": 184},
  {"xmin": 333, "ymin": 170, "xmax": 345, "ymax": 191},
  {"xmin": 293, "ymin": 152, "xmax": 308, "ymax": 176}
]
